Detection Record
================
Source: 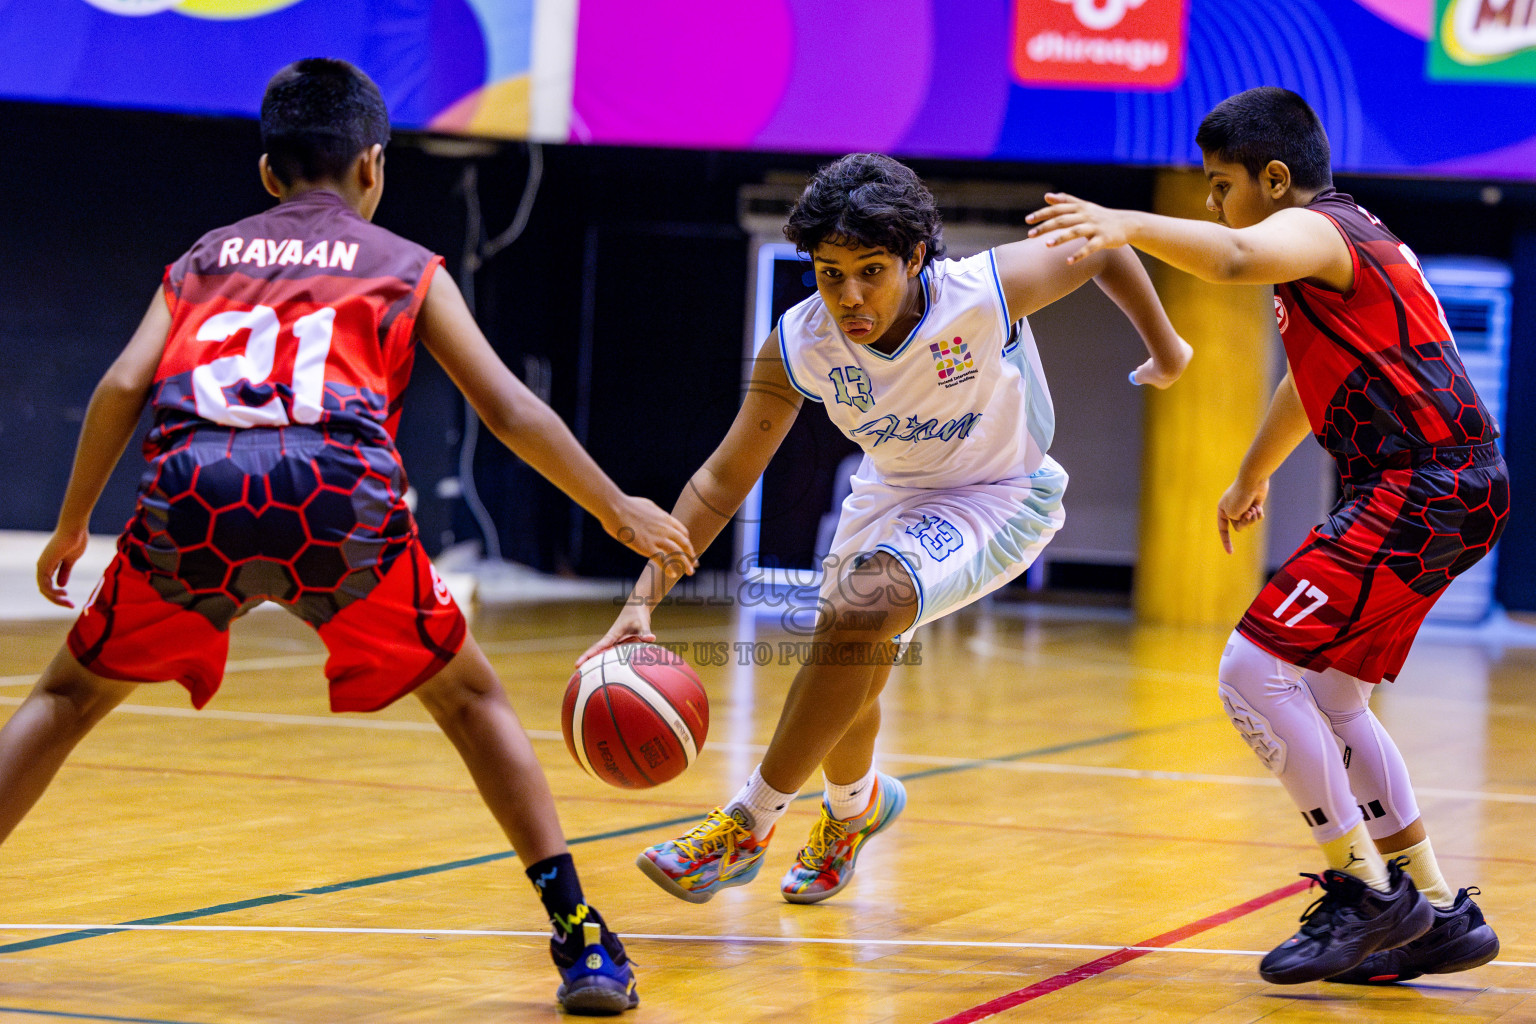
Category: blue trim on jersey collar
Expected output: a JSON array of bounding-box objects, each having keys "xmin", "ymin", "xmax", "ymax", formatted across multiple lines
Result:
[{"xmin": 864, "ymin": 267, "xmax": 932, "ymax": 362}]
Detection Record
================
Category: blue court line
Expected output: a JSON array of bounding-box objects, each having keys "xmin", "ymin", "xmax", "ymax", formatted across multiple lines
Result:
[
  {"xmin": 0, "ymin": 718, "xmax": 1200, "ymax": 958},
  {"xmin": 0, "ymin": 1006, "xmax": 215, "ymax": 1024}
]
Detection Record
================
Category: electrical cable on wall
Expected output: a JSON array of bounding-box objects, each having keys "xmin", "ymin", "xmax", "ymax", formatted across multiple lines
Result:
[{"xmin": 454, "ymin": 144, "xmax": 544, "ymax": 563}]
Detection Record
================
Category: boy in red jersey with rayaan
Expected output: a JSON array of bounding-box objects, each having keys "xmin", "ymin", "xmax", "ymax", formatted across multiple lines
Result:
[
  {"xmin": 14, "ymin": 59, "xmax": 695, "ymax": 1014},
  {"xmin": 1028, "ymin": 86, "xmax": 1506, "ymax": 986}
]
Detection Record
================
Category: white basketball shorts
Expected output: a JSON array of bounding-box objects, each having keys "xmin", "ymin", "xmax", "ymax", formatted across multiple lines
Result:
[{"xmin": 817, "ymin": 456, "xmax": 1068, "ymax": 641}]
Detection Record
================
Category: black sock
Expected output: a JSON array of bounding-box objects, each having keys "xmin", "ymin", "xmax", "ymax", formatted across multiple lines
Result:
[{"xmin": 526, "ymin": 853, "xmax": 626, "ymax": 965}]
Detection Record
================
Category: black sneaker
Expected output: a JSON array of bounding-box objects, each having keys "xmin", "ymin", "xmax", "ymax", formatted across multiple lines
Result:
[
  {"xmin": 1326, "ymin": 887, "xmax": 1499, "ymax": 985},
  {"xmin": 553, "ymin": 920, "xmax": 639, "ymax": 1015},
  {"xmin": 1259, "ymin": 858, "xmax": 1434, "ymax": 985}
]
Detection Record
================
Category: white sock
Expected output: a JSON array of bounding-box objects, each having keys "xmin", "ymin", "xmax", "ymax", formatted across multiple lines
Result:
[
  {"xmin": 726, "ymin": 765, "xmax": 794, "ymax": 841},
  {"xmin": 825, "ymin": 766, "xmax": 878, "ymax": 820}
]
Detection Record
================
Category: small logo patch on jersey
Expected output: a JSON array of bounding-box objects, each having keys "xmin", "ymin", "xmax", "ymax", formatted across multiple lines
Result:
[
  {"xmin": 1274, "ymin": 294, "xmax": 1289, "ymax": 334},
  {"xmin": 429, "ymin": 565, "xmax": 452, "ymax": 606},
  {"xmin": 929, "ymin": 337, "xmax": 977, "ymax": 387}
]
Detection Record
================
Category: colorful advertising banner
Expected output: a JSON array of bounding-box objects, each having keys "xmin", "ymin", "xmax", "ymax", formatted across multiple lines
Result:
[
  {"xmin": 1011, "ymin": 0, "xmax": 1186, "ymax": 90},
  {"xmin": 1430, "ymin": 0, "xmax": 1536, "ymax": 82},
  {"xmin": 3, "ymin": 0, "xmax": 1535, "ymax": 180},
  {"xmin": 571, "ymin": 0, "xmax": 1536, "ymax": 181},
  {"xmin": 0, "ymin": 0, "xmax": 568, "ymax": 139}
]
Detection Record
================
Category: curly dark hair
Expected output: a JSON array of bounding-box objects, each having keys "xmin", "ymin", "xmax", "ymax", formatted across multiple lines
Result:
[
  {"xmin": 260, "ymin": 58, "xmax": 390, "ymax": 188},
  {"xmin": 783, "ymin": 154, "xmax": 945, "ymax": 268}
]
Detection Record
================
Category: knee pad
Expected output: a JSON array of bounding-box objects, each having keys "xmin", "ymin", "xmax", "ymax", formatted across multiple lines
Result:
[{"xmin": 1218, "ymin": 681, "xmax": 1288, "ymax": 773}]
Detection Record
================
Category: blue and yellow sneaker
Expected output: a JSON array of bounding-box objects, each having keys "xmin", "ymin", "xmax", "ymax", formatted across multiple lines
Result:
[
  {"xmin": 636, "ymin": 807, "xmax": 772, "ymax": 904},
  {"xmin": 781, "ymin": 773, "xmax": 906, "ymax": 905},
  {"xmin": 554, "ymin": 920, "xmax": 638, "ymax": 1015}
]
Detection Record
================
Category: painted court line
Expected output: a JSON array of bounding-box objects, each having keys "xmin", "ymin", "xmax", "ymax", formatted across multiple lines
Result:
[
  {"xmin": 0, "ymin": 920, "xmax": 1529, "ymax": 966},
  {"xmin": 4, "ymin": 709, "xmax": 1528, "ymax": 1024},
  {"xmin": 0, "ymin": 1008, "xmax": 212, "ymax": 1024},
  {"xmin": 23, "ymin": 697, "xmax": 1528, "ymax": 810},
  {"xmin": 0, "ymin": 628, "xmax": 746, "ymax": 689},
  {"xmin": 40, "ymin": 708, "xmax": 1536, "ymax": 809},
  {"xmin": 0, "ymin": 923, "xmax": 1226, "ymax": 952},
  {"xmin": 0, "ymin": 726, "xmax": 1169, "ymax": 956},
  {"xmin": 930, "ymin": 880, "xmax": 1314, "ymax": 1024}
]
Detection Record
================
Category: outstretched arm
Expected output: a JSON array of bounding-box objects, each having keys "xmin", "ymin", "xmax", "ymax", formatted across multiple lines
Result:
[
  {"xmin": 1218, "ymin": 369, "xmax": 1313, "ymax": 553},
  {"xmin": 416, "ymin": 270, "xmax": 696, "ymax": 571},
  {"xmin": 38, "ymin": 290, "xmax": 171, "ymax": 606},
  {"xmin": 993, "ymin": 236, "xmax": 1191, "ymax": 388},
  {"xmin": 1025, "ymin": 192, "xmax": 1353, "ymax": 290},
  {"xmin": 577, "ymin": 331, "xmax": 803, "ymax": 663}
]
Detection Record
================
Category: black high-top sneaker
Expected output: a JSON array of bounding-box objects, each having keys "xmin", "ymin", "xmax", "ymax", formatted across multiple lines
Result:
[
  {"xmin": 1327, "ymin": 886, "xmax": 1499, "ymax": 985},
  {"xmin": 1259, "ymin": 857, "xmax": 1434, "ymax": 985}
]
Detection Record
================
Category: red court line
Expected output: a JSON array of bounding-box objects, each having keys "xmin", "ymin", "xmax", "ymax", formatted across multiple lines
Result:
[{"xmin": 930, "ymin": 878, "xmax": 1313, "ymax": 1024}]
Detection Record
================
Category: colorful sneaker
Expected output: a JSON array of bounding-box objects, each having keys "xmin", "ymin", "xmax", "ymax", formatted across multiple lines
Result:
[
  {"xmin": 1259, "ymin": 857, "xmax": 1434, "ymax": 985},
  {"xmin": 781, "ymin": 773, "xmax": 907, "ymax": 905},
  {"xmin": 1326, "ymin": 887, "xmax": 1499, "ymax": 985},
  {"xmin": 636, "ymin": 807, "xmax": 771, "ymax": 904},
  {"xmin": 554, "ymin": 920, "xmax": 638, "ymax": 1015}
]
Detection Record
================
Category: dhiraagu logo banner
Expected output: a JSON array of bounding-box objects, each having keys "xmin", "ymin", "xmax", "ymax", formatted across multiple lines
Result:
[
  {"xmin": 0, "ymin": 0, "xmax": 569, "ymax": 139},
  {"xmin": 1431, "ymin": 0, "xmax": 1536, "ymax": 82}
]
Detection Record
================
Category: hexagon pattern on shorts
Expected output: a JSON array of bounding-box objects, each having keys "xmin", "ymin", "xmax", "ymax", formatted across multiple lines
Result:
[{"xmin": 125, "ymin": 429, "xmax": 413, "ymax": 628}]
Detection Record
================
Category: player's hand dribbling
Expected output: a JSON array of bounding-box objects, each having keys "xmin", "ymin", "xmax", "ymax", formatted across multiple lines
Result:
[
  {"xmin": 576, "ymin": 605, "xmax": 655, "ymax": 667},
  {"xmin": 1025, "ymin": 193, "xmax": 1136, "ymax": 264},
  {"xmin": 604, "ymin": 496, "xmax": 698, "ymax": 580},
  {"xmin": 36, "ymin": 525, "xmax": 89, "ymax": 608},
  {"xmin": 1217, "ymin": 478, "xmax": 1268, "ymax": 554}
]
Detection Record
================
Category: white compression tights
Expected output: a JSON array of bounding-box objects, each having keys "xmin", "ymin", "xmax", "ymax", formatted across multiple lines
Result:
[{"xmin": 1217, "ymin": 631, "xmax": 1420, "ymax": 844}]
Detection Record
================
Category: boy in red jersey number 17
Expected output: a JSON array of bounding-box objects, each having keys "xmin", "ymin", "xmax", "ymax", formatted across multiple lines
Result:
[
  {"xmin": 1028, "ymin": 87, "xmax": 1506, "ymax": 987},
  {"xmin": 16, "ymin": 59, "xmax": 695, "ymax": 1015}
]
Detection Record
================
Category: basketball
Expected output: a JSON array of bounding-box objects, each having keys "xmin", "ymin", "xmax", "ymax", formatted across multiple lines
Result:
[{"xmin": 562, "ymin": 642, "xmax": 709, "ymax": 789}]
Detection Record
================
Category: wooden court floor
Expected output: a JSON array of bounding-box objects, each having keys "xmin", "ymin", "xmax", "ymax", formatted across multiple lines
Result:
[{"xmin": 0, "ymin": 598, "xmax": 1531, "ymax": 1023}]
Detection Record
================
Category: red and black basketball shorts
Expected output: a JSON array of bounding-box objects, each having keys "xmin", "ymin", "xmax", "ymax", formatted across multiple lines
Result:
[
  {"xmin": 1238, "ymin": 443, "xmax": 1508, "ymax": 684},
  {"xmin": 67, "ymin": 426, "xmax": 466, "ymax": 712}
]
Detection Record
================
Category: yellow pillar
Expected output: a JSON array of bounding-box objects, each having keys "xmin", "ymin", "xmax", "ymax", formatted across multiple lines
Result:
[{"xmin": 1133, "ymin": 169, "xmax": 1272, "ymax": 627}]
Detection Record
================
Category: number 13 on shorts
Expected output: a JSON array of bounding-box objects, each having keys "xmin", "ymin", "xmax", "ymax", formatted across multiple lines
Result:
[{"xmin": 1272, "ymin": 578, "xmax": 1328, "ymax": 627}]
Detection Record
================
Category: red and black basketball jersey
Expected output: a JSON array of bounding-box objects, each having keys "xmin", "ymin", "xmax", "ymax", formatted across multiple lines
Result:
[
  {"xmin": 151, "ymin": 189, "xmax": 442, "ymax": 453},
  {"xmin": 1276, "ymin": 190, "xmax": 1498, "ymax": 482}
]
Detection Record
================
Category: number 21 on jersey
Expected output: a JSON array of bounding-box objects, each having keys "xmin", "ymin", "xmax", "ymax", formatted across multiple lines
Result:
[{"xmin": 192, "ymin": 304, "xmax": 335, "ymax": 427}]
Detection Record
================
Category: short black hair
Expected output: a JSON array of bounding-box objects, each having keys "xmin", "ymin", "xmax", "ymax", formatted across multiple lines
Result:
[
  {"xmin": 783, "ymin": 154, "xmax": 945, "ymax": 268},
  {"xmin": 1195, "ymin": 87, "xmax": 1332, "ymax": 192},
  {"xmin": 260, "ymin": 58, "xmax": 390, "ymax": 187}
]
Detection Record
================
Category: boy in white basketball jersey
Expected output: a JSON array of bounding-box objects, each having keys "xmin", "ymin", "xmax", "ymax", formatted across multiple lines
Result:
[{"xmin": 579, "ymin": 154, "xmax": 1190, "ymax": 904}]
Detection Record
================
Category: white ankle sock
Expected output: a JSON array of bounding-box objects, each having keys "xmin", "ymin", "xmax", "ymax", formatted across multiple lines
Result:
[
  {"xmin": 829, "ymin": 767, "xmax": 878, "ymax": 822},
  {"xmin": 824, "ymin": 766, "xmax": 878, "ymax": 820},
  {"xmin": 726, "ymin": 765, "xmax": 794, "ymax": 841}
]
